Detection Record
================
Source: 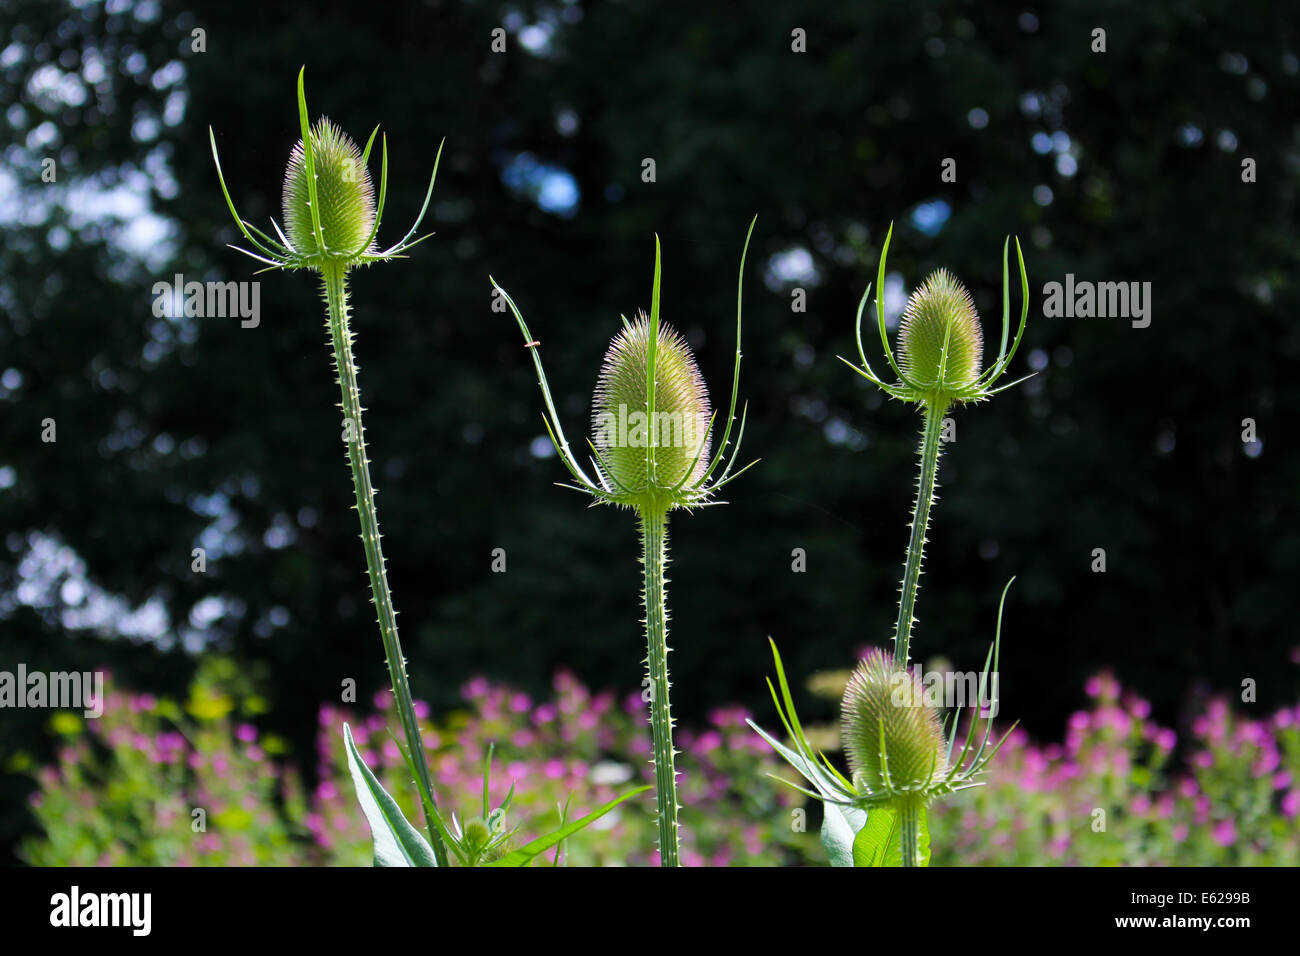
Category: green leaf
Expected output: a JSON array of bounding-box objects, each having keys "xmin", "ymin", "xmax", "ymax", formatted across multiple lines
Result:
[
  {"xmin": 916, "ymin": 807, "xmax": 931, "ymax": 866},
  {"xmin": 851, "ymin": 805, "xmax": 931, "ymax": 867},
  {"xmin": 342, "ymin": 723, "xmax": 438, "ymax": 867},
  {"xmin": 821, "ymin": 800, "xmax": 866, "ymax": 868},
  {"xmin": 484, "ymin": 785, "xmax": 650, "ymax": 867},
  {"xmin": 386, "ymin": 728, "xmax": 459, "ymax": 863},
  {"xmin": 852, "ymin": 806, "xmax": 898, "ymax": 866}
]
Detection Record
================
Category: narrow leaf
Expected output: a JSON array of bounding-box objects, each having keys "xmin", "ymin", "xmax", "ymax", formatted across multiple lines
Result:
[{"xmin": 484, "ymin": 785, "xmax": 650, "ymax": 867}]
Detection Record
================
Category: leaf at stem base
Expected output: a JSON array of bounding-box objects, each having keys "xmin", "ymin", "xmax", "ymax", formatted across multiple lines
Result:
[{"xmin": 343, "ymin": 722, "xmax": 438, "ymax": 867}]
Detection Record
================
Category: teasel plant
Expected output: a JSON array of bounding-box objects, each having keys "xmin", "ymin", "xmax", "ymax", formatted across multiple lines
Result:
[
  {"xmin": 211, "ymin": 69, "xmax": 645, "ymax": 866},
  {"xmin": 491, "ymin": 219, "xmax": 758, "ymax": 866},
  {"xmin": 750, "ymin": 582, "xmax": 1015, "ymax": 867},
  {"xmin": 751, "ymin": 223, "xmax": 1032, "ymax": 866},
  {"xmin": 847, "ymin": 221, "xmax": 1031, "ymax": 672}
]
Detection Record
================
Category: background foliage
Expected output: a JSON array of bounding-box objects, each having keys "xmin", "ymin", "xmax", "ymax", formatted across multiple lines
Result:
[
  {"xmin": 1, "ymin": 0, "xmax": 1297, "ymax": 861},
  {"xmin": 22, "ymin": 661, "xmax": 1299, "ymax": 865}
]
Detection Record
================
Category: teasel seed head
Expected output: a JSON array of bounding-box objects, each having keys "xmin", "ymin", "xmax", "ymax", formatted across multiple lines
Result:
[
  {"xmin": 496, "ymin": 224, "xmax": 756, "ymax": 517},
  {"xmin": 897, "ymin": 268, "xmax": 983, "ymax": 399},
  {"xmin": 841, "ymin": 648, "xmax": 946, "ymax": 795},
  {"xmin": 844, "ymin": 223, "xmax": 1031, "ymax": 409},
  {"xmin": 461, "ymin": 818, "xmax": 491, "ymax": 853},
  {"xmin": 282, "ymin": 117, "xmax": 377, "ymax": 262},
  {"xmin": 591, "ymin": 312, "xmax": 712, "ymax": 505}
]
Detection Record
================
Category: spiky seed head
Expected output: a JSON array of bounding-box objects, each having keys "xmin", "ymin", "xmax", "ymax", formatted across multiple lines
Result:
[
  {"xmin": 282, "ymin": 117, "xmax": 376, "ymax": 261},
  {"xmin": 461, "ymin": 818, "xmax": 491, "ymax": 854},
  {"xmin": 591, "ymin": 312, "xmax": 711, "ymax": 503},
  {"xmin": 460, "ymin": 817, "xmax": 511, "ymax": 865},
  {"xmin": 897, "ymin": 268, "xmax": 983, "ymax": 396},
  {"xmin": 841, "ymin": 649, "xmax": 946, "ymax": 794}
]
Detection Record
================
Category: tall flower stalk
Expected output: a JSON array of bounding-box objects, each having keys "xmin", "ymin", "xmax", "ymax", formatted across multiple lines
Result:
[
  {"xmin": 844, "ymin": 223, "xmax": 1031, "ymax": 671},
  {"xmin": 211, "ymin": 68, "xmax": 449, "ymax": 864},
  {"xmin": 492, "ymin": 221, "xmax": 758, "ymax": 865},
  {"xmin": 211, "ymin": 71, "xmax": 665, "ymax": 868},
  {"xmin": 753, "ymin": 222, "xmax": 1033, "ymax": 868}
]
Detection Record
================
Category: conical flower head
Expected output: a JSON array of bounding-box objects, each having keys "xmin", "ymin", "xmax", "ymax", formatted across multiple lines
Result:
[
  {"xmin": 282, "ymin": 117, "xmax": 376, "ymax": 262},
  {"xmin": 898, "ymin": 268, "xmax": 983, "ymax": 396},
  {"xmin": 591, "ymin": 312, "xmax": 711, "ymax": 503},
  {"xmin": 841, "ymin": 649, "xmax": 946, "ymax": 794}
]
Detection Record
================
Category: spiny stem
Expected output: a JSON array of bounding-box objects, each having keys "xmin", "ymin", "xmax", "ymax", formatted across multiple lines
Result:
[
  {"xmin": 893, "ymin": 399, "xmax": 948, "ymax": 672},
  {"xmin": 639, "ymin": 507, "xmax": 679, "ymax": 867},
  {"xmin": 321, "ymin": 262, "xmax": 449, "ymax": 867},
  {"xmin": 897, "ymin": 796, "xmax": 924, "ymax": 867}
]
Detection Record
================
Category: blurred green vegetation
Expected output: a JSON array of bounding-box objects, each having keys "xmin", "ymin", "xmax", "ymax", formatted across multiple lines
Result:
[
  {"xmin": 21, "ymin": 658, "xmax": 814, "ymax": 866},
  {"xmin": 22, "ymin": 656, "xmax": 1299, "ymax": 865},
  {"xmin": 1, "ymin": 0, "xmax": 1297, "ymax": 861}
]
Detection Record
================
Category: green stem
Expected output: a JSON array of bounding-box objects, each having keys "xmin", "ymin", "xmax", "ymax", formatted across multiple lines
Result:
[
  {"xmin": 322, "ymin": 262, "xmax": 449, "ymax": 867},
  {"xmin": 639, "ymin": 507, "xmax": 679, "ymax": 867},
  {"xmin": 897, "ymin": 796, "xmax": 923, "ymax": 867},
  {"xmin": 893, "ymin": 400, "xmax": 948, "ymax": 672}
]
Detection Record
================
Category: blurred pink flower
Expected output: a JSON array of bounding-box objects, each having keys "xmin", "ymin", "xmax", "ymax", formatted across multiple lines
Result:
[{"xmin": 1211, "ymin": 819, "xmax": 1237, "ymax": 847}]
